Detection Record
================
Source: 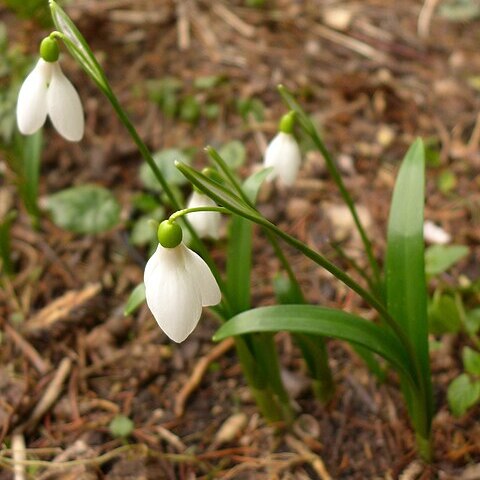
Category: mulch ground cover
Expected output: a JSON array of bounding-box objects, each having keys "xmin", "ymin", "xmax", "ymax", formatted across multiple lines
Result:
[{"xmin": 1, "ymin": 1, "xmax": 479, "ymax": 478}]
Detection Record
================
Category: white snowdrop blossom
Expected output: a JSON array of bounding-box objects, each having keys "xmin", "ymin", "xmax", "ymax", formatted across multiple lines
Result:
[
  {"xmin": 16, "ymin": 59, "xmax": 84, "ymax": 142},
  {"xmin": 144, "ymin": 243, "xmax": 221, "ymax": 343},
  {"xmin": 186, "ymin": 191, "xmax": 221, "ymax": 239},
  {"xmin": 264, "ymin": 132, "xmax": 302, "ymax": 186},
  {"xmin": 423, "ymin": 220, "xmax": 451, "ymax": 245}
]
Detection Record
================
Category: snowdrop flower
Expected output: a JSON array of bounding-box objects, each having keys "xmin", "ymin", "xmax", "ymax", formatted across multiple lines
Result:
[
  {"xmin": 16, "ymin": 36, "xmax": 84, "ymax": 142},
  {"xmin": 144, "ymin": 220, "xmax": 221, "ymax": 343},
  {"xmin": 186, "ymin": 190, "xmax": 221, "ymax": 239},
  {"xmin": 264, "ymin": 111, "xmax": 301, "ymax": 186},
  {"xmin": 423, "ymin": 220, "xmax": 451, "ymax": 245}
]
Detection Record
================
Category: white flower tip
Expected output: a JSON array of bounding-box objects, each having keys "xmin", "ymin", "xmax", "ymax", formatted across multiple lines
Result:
[
  {"xmin": 263, "ymin": 132, "xmax": 301, "ymax": 186},
  {"xmin": 16, "ymin": 59, "xmax": 84, "ymax": 142},
  {"xmin": 16, "ymin": 60, "xmax": 51, "ymax": 136},
  {"xmin": 424, "ymin": 221, "xmax": 451, "ymax": 245},
  {"xmin": 47, "ymin": 63, "xmax": 84, "ymax": 142},
  {"xmin": 186, "ymin": 192, "xmax": 222, "ymax": 239},
  {"xmin": 144, "ymin": 244, "xmax": 221, "ymax": 343}
]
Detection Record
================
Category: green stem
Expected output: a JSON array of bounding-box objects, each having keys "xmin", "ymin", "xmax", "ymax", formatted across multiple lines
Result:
[
  {"xmin": 416, "ymin": 433, "xmax": 432, "ymax": 462},
  {"xmin": 207, "ymin": 146, "xmax": 334, "ymax": 403},
  {"xmin": 278, "ymin": 85, "xmax": 382, "ymax": 289},
  {"xmin": 234, "ymin": 337, "xmax": 285, "ymax": 422},
  {"xmin": 177, "ymin": 162, "xmax": 418, "ymax": 379},
  {"xmin": 169, "ymin": 206, "xmax": 230, "ymax": 222},
  {"xmin": 105, "ymin": 94, "xmax": 229, "ymax": 299}
]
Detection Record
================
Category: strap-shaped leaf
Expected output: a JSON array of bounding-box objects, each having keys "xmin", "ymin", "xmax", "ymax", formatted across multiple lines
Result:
[
  {"xmin": 176, "ymin": 162, "xmax": 261, "ymax": 222},
  {"xmin": 226, "ymin": 170, "xmax": 269, "ymax": 313},
  {"xmin": 49, "ymin": 1, "xmax": 109, "ymax": 91},
  {"xmin": 386, "ymin": 138, "xmax": 433, "ymax": 434},
  {"xmin": 213, "ymin": 305, "xmax": 419, "ymax": 388}
]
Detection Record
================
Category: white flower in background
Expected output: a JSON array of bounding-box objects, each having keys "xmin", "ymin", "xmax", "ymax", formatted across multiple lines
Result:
[
  {"xmin": 264, "ymin": 111, "xmax": 301, "ymax": 187},
  {"xmin": 423, "ymin": 220, "xmax": 451, "ymax": 245},
  {"xmin": 186, "ymin": 190, "xmax": 221, "ymax": 239},
  {"xmin": 144, "ymin": 221, "xmax": 221, "ymax": 343},
  {"xmin": 16, "ymin": 37, "xmax": 84, "ymax": 142}
]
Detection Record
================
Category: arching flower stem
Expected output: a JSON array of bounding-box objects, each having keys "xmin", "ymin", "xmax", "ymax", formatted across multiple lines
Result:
[{"xmin": 169, "ymin": 206, "xmax": 230, "ymax": 223}]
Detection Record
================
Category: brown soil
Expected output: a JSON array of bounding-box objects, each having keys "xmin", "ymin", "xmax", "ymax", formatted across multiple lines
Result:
[{"xmin": 1, "ymin": 1, "xmax": 479, "ymax": 479}]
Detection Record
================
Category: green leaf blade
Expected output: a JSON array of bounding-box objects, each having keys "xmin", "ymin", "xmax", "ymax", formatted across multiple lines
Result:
[
  {"xmin": 50, "ymin": 1, "xmax": 108, "ymax": 91},
  {"xmin": 213, "ymin": 305, "xmax": 418, "ymax": 387},
  {"xmin": 124, "ymin": 283, "xmax": 146, "ymax": 316},
  {"xmin": 226, "ymin": 169, "xmax": 270, "ymax": 313},
  {"xmin": 386, "ymin": 138, "xmax": 433, "ymax": 434}
]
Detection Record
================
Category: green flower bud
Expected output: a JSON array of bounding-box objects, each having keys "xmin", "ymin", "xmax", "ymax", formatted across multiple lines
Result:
[
  {"xmin": 157, "ymin": 220, "xmax": 182, "ymax": 248},
  {"xmin": 40, "ymin": 37, "xmax": 60, "ymax": 63},
  {"xmin": 278, "ymin": 111, "xmax": 296, "ymax": 134}
]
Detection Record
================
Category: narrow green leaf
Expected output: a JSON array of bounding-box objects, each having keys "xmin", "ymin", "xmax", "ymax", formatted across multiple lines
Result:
[
  {"xmin": 49, "ymin": 1, "xmax": 109, "ymax": 91},
  {"xmin": 227, "ymin": 216, "xmax": 252, "ymax": 313},
  {"xmin": 226, "ymin": 169, "xmax": 269, "ymax": 313},
  {"xmin": 46, "ymin": 185, "xmax": 121, "ymax": 234},
  {"xmin": 0, "ymin": 211, "xmax": 17, "ymax": 275},
  {"xmin": 124, "ymin": 283, "xmax": 146, "ymax": 316},
  {"xmin": 425, "ymin": 245, "xmax": 469, "ymax": 276},
  {"xmin": 20, "ymin": 130, "xmax": 42, "ymax": 220},
  {"xmin": 213, "ymin": 305, "xmax": 418, "ymax": 387},
  {"xmin": 176, "ymin": 162, "xmax": 260, "ymax": 222},
  {"xmin": 447, "ymin": 374, "xmax": 480, "ymax": 417},
  {"xmin": 386, "ymin": 138, "xmax": 433, "ymax": 432},
  {"xmin": 463, "ymin": 347, "xmax": 480, "ymax": 376}
]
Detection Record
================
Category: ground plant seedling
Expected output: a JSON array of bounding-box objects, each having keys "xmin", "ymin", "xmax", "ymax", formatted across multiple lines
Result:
[{"xmin": 1, "ymin": 1, "xmax": 479, "ymax": 478}]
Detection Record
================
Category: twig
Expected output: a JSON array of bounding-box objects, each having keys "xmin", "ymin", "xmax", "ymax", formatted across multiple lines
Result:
[
  {"xmin": 176, "ymin": 0, "xmax": 191, "ymax": 50},
  {"xmin": 21, "ymin": 358, "xmax": 72, "ymax": 433},
  {"xmin": 211, "ymin": 3, "xmax": 256, "ymax": 38},
  {"xmin": 25, "ymin": 283, "xmax": 101, "ymax": 333},
  {"xmin": 4, "ymin": 323, "xmax": 50, "ymax": 374},
  {"xmin": 313, "ymin": 24, "xmax": 389, "ymax": 62},
  {"xmin": 174, "ymin": 338, "xmax": 235, "ymax": 417},
  {"xmin": 11, "ymin": 433, "xmax": 26, "ymax": 480},
  {"xmin": 418, "ymin": 0, "xmax": 440, "ymax": 39},
  {"xmin": 285, "ymin": 435, "xmax": 332, "ymax": 480}
]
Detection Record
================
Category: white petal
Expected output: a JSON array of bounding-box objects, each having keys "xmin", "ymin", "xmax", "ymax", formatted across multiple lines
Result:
[
  {"xmin": 16, "ymin": 59, "xmax": 51, "ymax": 135},
  {"xmin": 264, "ymin": 132, "xmax": 302, "ymax": 186},
  {"xmin": 47, "ymin": 62, "xmax": 84, "ymax": 142},
  {"xmin": 186, "ymin": 192, "xmax": 221, "ymax": 239},
  {"xmin": 144, "ymin": 244, "xmax": 203, "ymax": 343},
  {"xmin": 184, "ymin": 246, "xmax": 222, "ymax": 306},
  {"xmin": 424, "ymin": 221, "xmax": 451, "ymax": 245}
]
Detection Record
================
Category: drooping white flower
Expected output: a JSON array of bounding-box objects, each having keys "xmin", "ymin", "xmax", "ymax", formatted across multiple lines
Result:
[
  {"xmin": 264, "ymin": 112, "xmax": 302, "ymax": 186},
  {"xmin": 264, "ymin": 132, "xmax": 302, "ymax": 186},
  {"xmin": 16, "ymin": 59, "xmax": 84, "ymax": 142},
  {"xmin": 144, "ymin": 242, "xmax": 221, "ymax": 343},
  {"xmin": 186, "ymin": 191, "xmax": 221, "ymax": 239},
  {"xmin": 423, "ymin": 220, "xmax": 451, "ymax": 245}
]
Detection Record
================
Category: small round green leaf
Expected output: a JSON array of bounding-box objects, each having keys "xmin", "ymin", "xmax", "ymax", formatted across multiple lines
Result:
[
  {"xmin": 140, "ymin": 149, "xmax": 190, "ymax": 191},
  {"xmin": 109, "ymin": 415, "xmax": 134, "ymax": 438},
  {"xmin": 447, "ymin": 374, "xmax": 480, "ymax": 417},
  {"xmin": 219, "ymin": 141, "xmax": 246, "ymax": 170},
  {"xmin": 46, "ymin": 185, "xmax": 121, "ymax": 234},
  {"xmin": 463, "ymin": 347, "xmax": 480, "ymax": 377},
  {"xmin": 425, "ymin": 245, "xmax": 469, "ymax": 276}
]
